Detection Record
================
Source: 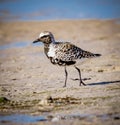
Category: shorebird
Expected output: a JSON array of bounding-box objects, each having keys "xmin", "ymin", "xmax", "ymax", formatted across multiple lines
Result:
[{"xmin": 33, "ymin": 31, "xmax": 101, "ymax": 87}]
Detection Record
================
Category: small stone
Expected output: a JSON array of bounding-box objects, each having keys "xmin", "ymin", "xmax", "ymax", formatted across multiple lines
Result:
[
  {"xmin": 98, "ymin": 69, "xmax": 104, "ymax": 72},
  {"xmin": 39, "ymin": 99, "xmax": 48, "ymax": 106},
  {"xmin": 51, "ymin": 117, "xmax": 60, "ymax": 122},
  {"xmin": 0, "ymin": 87, "xmax": 8, "ymax": 92},
  {"xmin": 47, "ymin": 96, "xmax": 53, "ymax": 103},
  {"xmin": 11, "ymin": 78, "xmax": 17, "ymax": 81},
  {"xmin": 39, "ymin": 96, "xmax": 54, "ymax": 106},
  {"xmin": 114, "ymin": 116, "xmax": 120, "ymax": 120},
  {"xmin": 0, "ymin": 97, "xmax": 9, "ymax": 103}
]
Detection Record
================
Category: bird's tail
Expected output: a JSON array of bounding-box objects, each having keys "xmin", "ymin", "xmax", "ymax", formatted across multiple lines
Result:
[{"xmin": 79, "ymin": 50, "xmax": 101, "ymax": 59}]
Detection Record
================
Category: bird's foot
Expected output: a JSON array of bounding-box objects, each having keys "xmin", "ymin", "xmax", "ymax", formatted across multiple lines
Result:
[
  {"xmin": 63, "ymin": 83, "xmax": 66, "ymax": 87},
  {"xmin": 63, "ymin": 85, "xmax": 66, "ymax": 88},
  {"xmin": 79, "ymin": 81, "xmax": 86, "ymax": 86}
]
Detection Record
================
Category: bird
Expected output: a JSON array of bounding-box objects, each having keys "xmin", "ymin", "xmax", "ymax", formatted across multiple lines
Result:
[{"xmin": 33, "ymin": 31, "xmax": 101, "ymax": 87}]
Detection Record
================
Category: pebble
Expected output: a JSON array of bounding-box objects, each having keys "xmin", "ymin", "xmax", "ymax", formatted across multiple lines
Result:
[{"xmin": 51, "ymin": 116, "xmax": 60, "ymax": 122}]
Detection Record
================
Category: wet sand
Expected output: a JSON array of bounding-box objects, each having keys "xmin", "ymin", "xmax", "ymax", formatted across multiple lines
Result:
[{"xmin": 0, "ymin": 19, "xmax": 120, "ymax": 124}]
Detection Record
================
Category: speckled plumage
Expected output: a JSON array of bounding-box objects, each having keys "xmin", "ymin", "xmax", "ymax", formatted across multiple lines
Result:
[
  {"xmin": 33, "ymin": 31, "xmax": 101, "ymax": 87},
  {"xmin": 48, "ymin": 42, "xmax": 100, "ymax": 63}
]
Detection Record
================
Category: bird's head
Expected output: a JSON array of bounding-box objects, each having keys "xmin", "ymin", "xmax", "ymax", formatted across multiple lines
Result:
[{"xmin": 33, "ymin": 31, "xmax": 55, "ymax": 44}]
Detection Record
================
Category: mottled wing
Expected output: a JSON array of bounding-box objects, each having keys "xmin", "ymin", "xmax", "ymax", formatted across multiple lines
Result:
[
  {"xmin": 54, "ymin": 42, "xmax": 82, "ymax": 61},
  {"xmin": 53, "ymin": 42, "xmax": 101, "ymax": 62}
]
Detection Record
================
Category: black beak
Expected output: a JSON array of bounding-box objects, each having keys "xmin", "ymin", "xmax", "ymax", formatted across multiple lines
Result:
[{"xmin": 33, "ymin": 38, "xmax": 40, "ymax": 43}]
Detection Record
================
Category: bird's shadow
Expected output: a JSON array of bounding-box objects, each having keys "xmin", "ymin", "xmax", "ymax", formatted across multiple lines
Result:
[
  {"xmin": 71, "ymin": 78, "xmax": 120, "ymax": 86},
  {"xmin": 87, "ymin": 80, "xmax": 120, "ymax": 86}
]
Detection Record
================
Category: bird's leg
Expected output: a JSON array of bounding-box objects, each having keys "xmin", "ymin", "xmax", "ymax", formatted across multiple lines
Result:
[
  {"xmin": 63, "ymin": 66, "xmax": 68, "ymax": 87},
  {"xmin": 74, "ymin": 65, "xmax": 86, "ymax": 86}
]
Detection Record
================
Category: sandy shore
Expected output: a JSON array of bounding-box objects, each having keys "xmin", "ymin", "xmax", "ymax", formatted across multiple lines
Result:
[{"xmin": 0, "ymin": 19, "xmax": 120, "ymax": 124}]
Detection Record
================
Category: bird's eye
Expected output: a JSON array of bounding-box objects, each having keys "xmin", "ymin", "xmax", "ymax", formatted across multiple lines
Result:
[{"xmin": 41, "ymin": 35, "xmax": 48, "ymax": 38}]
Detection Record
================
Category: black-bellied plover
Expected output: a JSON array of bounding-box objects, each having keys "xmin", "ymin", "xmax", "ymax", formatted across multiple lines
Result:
[{"xmin": 33, "ymin": 31, "xmax": 101, "ymax": 87}]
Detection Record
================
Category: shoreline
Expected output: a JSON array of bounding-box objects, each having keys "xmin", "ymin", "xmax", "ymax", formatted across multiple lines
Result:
[
  {"xmin": 0, "ymin": 18, "xmax": 119, "ymax": 22},
  {"xmin": 0, "ymin": 19, "xmax": 120, "ymax": 45}
]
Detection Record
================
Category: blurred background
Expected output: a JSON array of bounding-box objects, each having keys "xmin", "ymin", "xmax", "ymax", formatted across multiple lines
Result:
[{"xmin": 0, "ymin": 0, "xmax": 120, "ymax": 21}]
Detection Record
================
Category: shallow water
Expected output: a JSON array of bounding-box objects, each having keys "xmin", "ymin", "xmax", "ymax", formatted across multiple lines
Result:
[
  {"xmin": 0, "ymin": 41, "xmax": 42, "ymax": 59},
  {"xmin": 0, "ymin": 42, "xmax": 29, "ymax": 50},
  {"xmin": 0, "ymin": 113, "xmax": 119, "ymax": 124},
  {"xmin": 0, "ymin": 41, "xmax": 41, "ymax": 50},
  {"xmin": 0, "ymin": 114, "xmax": 47, "ymax": 124}
]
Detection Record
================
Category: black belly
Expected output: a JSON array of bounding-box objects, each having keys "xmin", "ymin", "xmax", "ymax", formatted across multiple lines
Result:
[{"xmin": 49, "ymin": 57, "xmax": 76, "ymax": 66}]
